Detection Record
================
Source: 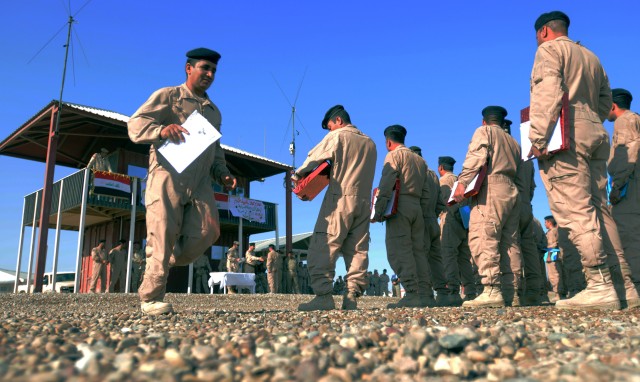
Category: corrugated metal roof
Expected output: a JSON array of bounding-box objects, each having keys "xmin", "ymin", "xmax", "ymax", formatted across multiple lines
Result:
[
  {"xmin": 254, "ymin": 232, "xmax": 313, "ymax": 252},
  {"xmin": 62, "ymin": 101, "xmax": 291, "ymax": 169}
]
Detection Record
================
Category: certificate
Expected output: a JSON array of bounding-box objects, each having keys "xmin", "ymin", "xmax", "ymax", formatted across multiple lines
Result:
[{"xmin": 157, "ymin": 110, "xmax": 222, "ymax": 173}]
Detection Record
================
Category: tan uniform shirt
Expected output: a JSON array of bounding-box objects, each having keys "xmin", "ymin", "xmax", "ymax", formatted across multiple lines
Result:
[
  {"xmin": 609, "ymin": 110, "xmax": 640, "ymax": 212},
  {"xmin": 91, "ymin": 247, "xmax": 108, "ymax": 264},
  {"xmin": 226, "ymin": 247, "xmax": 240, "ymax": 272},
  {"xmin": 374, "ymin": 145, "xmax": 426, "ymax": 218},
  {"xmin": 515, "ymin": 159, "xmax": 535, "ymax": 204},
  {"xmin": 529, "ymin": 36, "xmax": 611, "ymax": 151},
  {"xmin": 88, "ymin": 153, "xmax": 112, "ymax": 172},
  {"xmin": 296, "ymin": 124, "xmax": 376, "ymax": 199},
  {"xmin": 245, "ymin": 249, "xmax": 262, "ymax": 266},
  {"xmin": 458, "ymin": 125, "xmax": 521, "ymax": 187},
  {"xmin": 546, "ymin": 227, "xmax": 559, "ymax": 249}
]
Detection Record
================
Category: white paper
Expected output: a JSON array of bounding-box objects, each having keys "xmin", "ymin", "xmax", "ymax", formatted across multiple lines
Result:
[
  {"xmin": 157, "ymin": 110, "xmax": 222, "ymax": 173},
  {"xmin": 370, "ymin": 189, "xmax": 397, "ymax": 220},
  {"xmin": 447, "ymin": 176, "xmax": 481, "ymax": 205},
  {"xmin": 520, "ymin": 119, "xmax": 562, "ymax": 161},
  {"xmin": 448, "ymin": 181, "xmax": 459, "ymax": 205}
]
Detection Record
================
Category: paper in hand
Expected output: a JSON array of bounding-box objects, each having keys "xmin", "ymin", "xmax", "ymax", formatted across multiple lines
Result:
[{"xmin": 158, "ymin": 110, "xmax": 222, "ymax": 173}]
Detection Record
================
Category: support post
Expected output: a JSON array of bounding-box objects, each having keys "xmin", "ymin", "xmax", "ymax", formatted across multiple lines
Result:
[
  {"xmin": 285, "ymin": 171, "xmax": 293, "ymax": 254},
  {"xmin": 13, "ymin": 198, "xmax": 27, "ymax": 293},
  {"xmin": 125, "ymin": 178, "xmax": 137, "ymax": 293},
  {"xmin": 51, "ymin": 179, "xmax": 65, "ymax": 293},
  {"xmin": 26, "ymin": 191, "xmax": 41, "ymax": 293},
  {"xmin": 74, "ymin": 168, "xmax": 90, "ymax": 293}
]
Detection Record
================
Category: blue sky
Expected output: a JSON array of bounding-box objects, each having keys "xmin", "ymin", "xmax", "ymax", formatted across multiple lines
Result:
[{"xmin": 1, "ymin": 1, "xmax": 638, "ymax": 279}]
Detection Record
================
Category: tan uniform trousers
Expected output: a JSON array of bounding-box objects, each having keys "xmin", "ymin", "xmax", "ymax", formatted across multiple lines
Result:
[
  {"xmin": 89, "ymin": 262, "xmax": 107, "ymax": 293},
  {"xmin": 268, "ymin": 271, "xmax": 279, "ymax": 293},
  {"xmin": 538, "ymin": 126, "xmax": 631, "ymax": 297},
  {"xmin": 424, "ymin": 217, "xmax": 447, "ymax": 293},
  {"xmin": 516, "ymin": 202, "xmax": 545, "ymax": 295},
  {"xmin": 109, "ymin": 262, "xmax": 126, "ymax": 293},
  {"xmin": 139, "ymin": 169, "xmax": 220, "ymax": 303},
  {"xmin": 612, "ymin": 178, "xmax": 640, "ymax": 289},
  {"xmin": 468, "ymin": 175, "xmax": 521, "ymax": 287},
  {"xmin": 558, "ymin": 227, "xmax": 586, "ymax": 294},
  {"xmin": 385, "ymin": 196, "xmax": 429, "ymax": 294},
  {"xmin": 545, "ymin": 257, "xmax": 564, "ymax": 294},
  {"xmin": 307, "ymin": 194, "xmax": 371, "ymax": 296},
  {"xmin": 440, "ymin": 211, "xmax": 476, "ymax": 295}
]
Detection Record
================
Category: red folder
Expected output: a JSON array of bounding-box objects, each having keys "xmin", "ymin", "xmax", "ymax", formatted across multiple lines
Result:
[
  {"xmin": 463, "ymin": 163, "xmax": 488, "ymax": 198},
  {"xmin": 521, "ymin": 92, "xmax": 569, "ymax": 154},
  {"xmin": 293, "ymin": 161, "xmax": 331, "ymax": 201},
  {"xmin": 370, "ymin": 178, "xmax": 400, "ymax": 222}
]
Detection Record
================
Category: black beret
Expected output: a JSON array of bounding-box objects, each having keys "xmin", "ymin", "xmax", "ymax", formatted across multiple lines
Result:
[
  {"xmin": 438, "ymin": 156, "xmax": 456, "ymax": 166},
  {"xmin": 322, "ymin": 105, "xmax": 345, "ymax": 130},
  {"xmin": 502, "ymin": 119, "xmax": 513, "ymax": 134},
  {"xmin": 409, "ymin": 146, "xmax": 422, "ymax": 155},
  {"xmin": 384, "ymin": 124, "xmax": 407, "ymax": 139},
  {"xmin": 186, "ymin": 47, "xmax": 221, "ymax": 64},
  {"xmin": 534, "ymin": 11, "xmax": 570, "ymax": 31},
  {"xmin": 249, "ymin": 242, "xmax": 255, "ymax": 246},
  {"xmin": 612, "ymin": 88, "xmax": 633, "ymax": 106},
  {"xmin": 482, "ymin": 106, "xmax": 508, "ymax": 119}
]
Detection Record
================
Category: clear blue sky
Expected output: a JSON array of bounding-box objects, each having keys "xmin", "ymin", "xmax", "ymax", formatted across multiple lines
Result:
[{"xmin": 1, "ymin": 1, "xmax": 638, "ymax": 278}]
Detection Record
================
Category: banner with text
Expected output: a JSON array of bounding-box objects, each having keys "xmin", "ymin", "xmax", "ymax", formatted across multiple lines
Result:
[{"xmin": 229, "ymin": 196, "xmax": 266, "ymax": 223}]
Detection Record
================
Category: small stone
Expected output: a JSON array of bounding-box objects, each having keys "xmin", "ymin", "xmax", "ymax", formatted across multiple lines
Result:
[
  {"xmin": 488, "ymin": 358, "xmax": 517, "ymax": 381},
  {"xmin": 164, "ymin": 348, "xmax": 187, "ymax": 368},
  {"xmin": 191, "ymin": 345, "xmax": 215, "ymax": 362},
  {"xmin": 467, "ymin": 350, "xmax": 491, "ymax": 363},
  {"xmin": 439, "ymin": 334, "xmax": 467, "ymax": 353}
]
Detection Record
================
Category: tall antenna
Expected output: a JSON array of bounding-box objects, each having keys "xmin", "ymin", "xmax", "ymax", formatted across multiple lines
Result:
[{"xmin": 272, "ymin": 67, "xmax": 308, "ymax": 171}]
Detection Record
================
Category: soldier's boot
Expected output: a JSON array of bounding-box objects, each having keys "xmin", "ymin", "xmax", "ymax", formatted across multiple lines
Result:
[
  {"xmin": 620, "ymin": 264, "xmax": 640, "ymax": 309},
  {"xmin": 522, "ymin": 289, "xmax": 542, "ymax": 306},
  {"xmin": 419, "ymin": 292, "xmax": 437, "ymax": 308},
  {"xmin": 462, "ymin": 285, "xmax": 504, "ymax": 308},
  {"xmin": 555, "ymin": 265, "xmax": 621, "ymax": 311},
  {"xmin": 435, "ymin": 290, "xmax": 450, "ymax": 307},
  {"xmin": 387, "ymin": 292, "xmax": 422, "ymax": 308},
  {"xmin": 341, "ymin": 292, "xmax": 358, "ymax": 310},
  {"xmin": 437, "ymin": 290, "xmax": 462, "ymax": 307},
  {"xmin": 298, "ymin": 294, "xmax": 335, "ymax": 311},
  {"xmin": 462, "ymin": 293, "xmax": 477, "ymax": 302},
  {"xmin": 141, "ymin": 301, "xmax": 174, "ymax": 316}
]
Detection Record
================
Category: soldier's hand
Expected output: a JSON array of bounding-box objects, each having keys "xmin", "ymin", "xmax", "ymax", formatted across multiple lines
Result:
[
  {"xmin": 223, "ymin": 175, "xmax": 237, "ymax": 190},
  {"xmin": 161, "ymin": 124, "xmax": 190, "ymax": 143},
  {"xmin": 528, "ymin": 146, "xmax": 549, "ymax": 160},
  {"xmin": 609, "ymin": 189, "xmax": 621, "ymax": 205},
  {"xmin": 452, "ymin": 182, "xmax": 466, "ymax": 203}
]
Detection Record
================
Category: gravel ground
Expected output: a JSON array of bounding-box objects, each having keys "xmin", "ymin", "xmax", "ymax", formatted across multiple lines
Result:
[{"xmin": 1, "ymin": 293, "xmax": 639, "ymax": 381}]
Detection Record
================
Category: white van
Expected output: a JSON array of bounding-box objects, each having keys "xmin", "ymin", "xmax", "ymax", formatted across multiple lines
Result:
[{"xmin": 18, "ymin": 272, "xmax": 75, "ymax": 293}]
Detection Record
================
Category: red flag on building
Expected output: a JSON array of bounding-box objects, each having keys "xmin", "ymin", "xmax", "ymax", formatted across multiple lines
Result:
[{"xmin": 92, "ymin": 171, "xmax": 131, "ymax": 199}]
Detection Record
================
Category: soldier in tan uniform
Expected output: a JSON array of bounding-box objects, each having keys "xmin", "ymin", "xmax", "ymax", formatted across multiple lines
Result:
[
  {"xmin": 266, "ymin": 244, "xmax": 280, "ymax": 293},
  {"xmin": 608, "ymin": 88, "xmax": 640, "ymax": 306},
  {"xmin": 226, "ymin": 241, "xmax": 241, "ymax": 272},
  {"xmin": 286, "ymin": 252, "xmax": 300, "ymax": 294},
  {"xmin": 294, "ymin": 105, "xmax": 377, "ymax": 311},
  {"xmin": 506, "ymin": 119, "xmax": 545, "ymax": 306},
  {"xmin": 243, "ymin": 243, "xmax": 263, "ymax": 275},
  {"xmin": 452, "ymin": 106, "xmax": 522, "ymax": 308},
  {"xmin": 529, "ymin": 12, "xmax": 637, "ymax": 309},
  {"xmin": 108, "ymin": 240, "xmax": 127, "ymax": 293},
  {"xmin": 372, "ymin": 125, "xmax": 431, "ymax": 308},
  {"xmin": 128, "ymin": 48, "xmax": 236, "ymax": 315},
  {"xmin": 193, "ymin": 254, "xmax": 213, "ymax": 293},
  {"xmin": 87, "ymin": 148, "xmax": 113, "ymax": 172},
  {"xmin": 409, "ymin": 146, "xmax": 449, "ymax": 306},
  {"xmin": 89, "ymin": 240, "xmax": 108, "ymax": 293},
  {"xmin": 131, "ymin": 241, "xmax": 146, "ymax": 293},
  {"xmin": 544, "ymin": 216, "xmax": 563, "ymax": 302},
  {"xmin": 438, "ymin": 156, "xmax": 477, "ymax": 303}
]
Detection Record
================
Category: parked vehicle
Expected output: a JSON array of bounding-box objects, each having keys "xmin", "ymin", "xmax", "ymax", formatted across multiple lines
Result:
[{"xmin": 17, "ymin": 272, "xmax": 75, "ymax": 293}]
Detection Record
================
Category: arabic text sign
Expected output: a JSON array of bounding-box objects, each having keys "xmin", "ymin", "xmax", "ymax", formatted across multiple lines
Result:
[{"xmin": 229, "ymin": 196, "xmax": 266, "ymax": 223}]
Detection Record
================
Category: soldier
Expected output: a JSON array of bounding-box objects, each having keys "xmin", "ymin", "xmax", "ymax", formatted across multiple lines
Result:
[
  {"xmin": 87, "ymin": 148, "xmax": 113, "ymax": 172},
  {"xmin": 294, "ymin": 105, "xmax": 377, "ymax": 311},
  {"xmin": 89, "ymin": 240, "xmax": 108, "ymax": 293},
  {"xmin": 286, "ymin": 251, "xmax": 300, "ymax": 294},
  {"xmin": 391, "ymin": 274, "xmax": 401, "ymax": 297},
  {"xmin": 558, "ymin": 227, "xmax": 586, "ymax": 297},
  {"xmin": 371, "ymin": 270, "xmax": 380, "ymax": 296},
  {"xmin": 379, "ymin": 269, "xmax": 391, "ymax": 296},
  {"xmin": 131, "ymin": 241, "xmax": 146, "ymax": 293},
  {"xmin": 452, "ymin": 106, "xmax": 522, "ymax": 308},
  {"xmin": 608, "ymin": 88, "xmax": 640, "ymax": 305},
  {"xmin": 266, "ymin": 244, "xmax": 280, "ymax": 293},
  {"xmin": 108, "ymin": 239, "xmax": 127, "ymax": 293},
  {"xmin": 529, "ymin": 11, "xmax": 637, "ymax": 309},
  {"xmin": 128, "ymin": 48, "xmax": 237, "ymax": 315},
  {"xmin": 372, "ymin": 125, "xmax": 431, "ymax": 308},
  {"xmin": 193, "ymin": 254, "xmax": 212, "ymax": 293},
  {"xmin": 532, "ymin": 217, "xmax": 551, "ymax": 303},
  {"xmin": 254, "ymin": 253, "xmax": 269, "ymax": 294},
  {"xmin": 225, "ymin": 241, "xmax": 241, "ymax": 294},
  {"xmin": 437, "ymin": 155, "xmax": 477, "ymax": 304},
  {"xmin": 297, "ymin": 261, "xmax": 308, "ymax": 294},
  {"xmin": 364, "ymin": 271, "xmax": 373, "ymax": 296},
  {"xmin": 244, "ymin": 243, "xmax": 263, "ymax": 275},
  {"xmin": 506, "ymin": 119, "xmax": 545, "ymax": 306},
  {"xmin": 409, "ymin": 146, "xmax": 449, "ymax": 305},
  {"xmin": 544, "ymin": 215, "xmax": 563, "ymax": 302}
]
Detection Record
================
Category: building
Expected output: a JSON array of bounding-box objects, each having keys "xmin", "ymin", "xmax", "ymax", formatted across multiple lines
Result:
[{"xmin": 0, "ymin": 100, "xmax": 293, "ymax": 293}]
